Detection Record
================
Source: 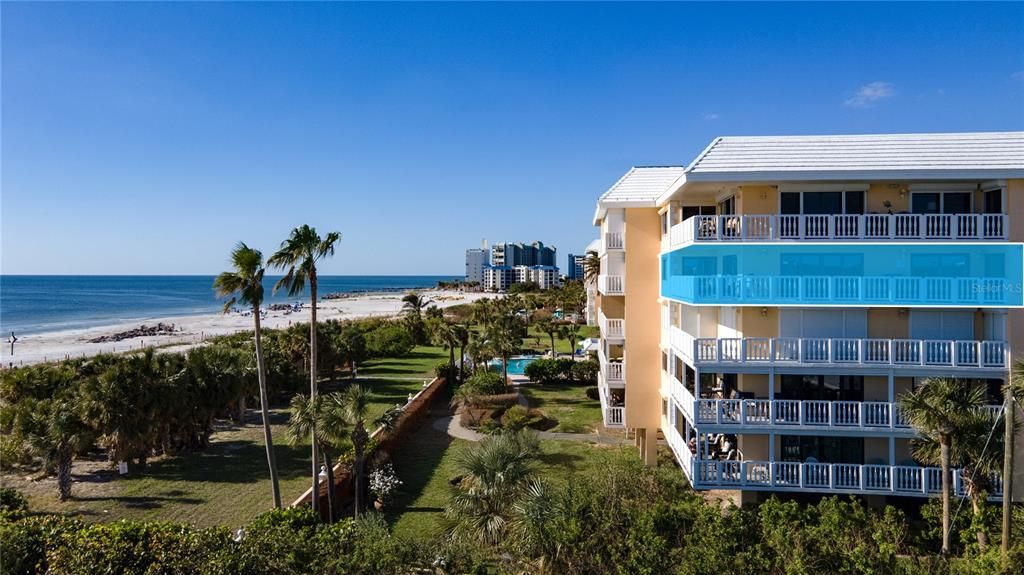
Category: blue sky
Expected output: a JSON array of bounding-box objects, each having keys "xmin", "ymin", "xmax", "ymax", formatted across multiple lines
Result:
[{"xmin": 3, "ymin": 2, "xmax": 1022, "ymax": 275}]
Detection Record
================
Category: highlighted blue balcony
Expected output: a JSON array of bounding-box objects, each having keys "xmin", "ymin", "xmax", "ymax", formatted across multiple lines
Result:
[{"xmin": 660, "ymin": 243, "xmax": 1024, "ymax": 307}]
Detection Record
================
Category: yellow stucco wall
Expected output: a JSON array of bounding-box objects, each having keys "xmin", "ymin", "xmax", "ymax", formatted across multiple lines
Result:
[
  {"xmin": 738, "ymin": 185, "xmax": 778, "ymax": 215},
  {"xmin": 866, "ymin": 183, "xmax": 909, "ymax": 214},
  {"xmin": 739, "ymin": 306, "xmax": 778, "ymax": 338},
  {"xmin": 624, "ymin": 207, "xmax": 663, "ymax": 431},
  {"xmin": 601, "ymin": 295, "xmax": 624, "ymax": 319},
  {"xmin": 740, "ymin": 434, "xmax": 770, "ymax": 460},
  {"xmin": 864, "ymin": 438, "xmax": 889, "ymax": 464},
  {"xmin": 1007, "ymin": 180, "xmax": 1024, "ymax": 368},
  {"xmin": 867, "ymin": 308, "xmax": 909, "ymax": 339},
  {"xmin": 739, "ymin": 374, "xmax": 769, "ymax": 397},
  {"xmin": 863, "ymin": 376, "xmax": 890, "ymax": 401}
]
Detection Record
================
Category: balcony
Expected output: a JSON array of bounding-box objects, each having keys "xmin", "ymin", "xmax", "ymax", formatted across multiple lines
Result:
[
  {"xmin": 688, "ymin": 459, "xmax": 1002, "ymax": 499},
  {"xmin": 598, "ymin": 347, "xmax": 625, "ymax": 386},
  {"xmin": 598, "ymin": 274, "xmax": 625, "ymax": 295},
  {"xmin": 690, "ymin": 337, "xmax": 1008, "ymax": 371},
  {"xmin": 670, "ymin": 213, "xmax": 1008, "ymax": 246},
  {"xmin": 598, "ymin": 385, "xmax": 625, "ymax": 428},
  {"xmin": 599, "ymin": 310, "xmax": 625, "ymax": 340},
  {"xmin": 695, "ymin": 398, "xmax": 910, "ymax": 431},
  {"xmin": 605, "ymin": 231, "xmax": 624, "ymax": 251}
]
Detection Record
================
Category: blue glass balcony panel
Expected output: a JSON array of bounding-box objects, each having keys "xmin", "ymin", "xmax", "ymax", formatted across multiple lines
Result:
[{"xmin": 660, "ymin": 243, "xmax": 1023, "ymax": 307}]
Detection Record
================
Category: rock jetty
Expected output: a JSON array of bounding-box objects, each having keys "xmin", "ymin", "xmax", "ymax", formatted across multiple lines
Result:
[{"xmin": 88, "ymin": 323, "xmax": 178, "ymax": 343}]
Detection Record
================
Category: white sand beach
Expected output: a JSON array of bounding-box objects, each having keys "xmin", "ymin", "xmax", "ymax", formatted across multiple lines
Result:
[{"xmin": 1, "ymin": 290, "xmax": 495, "ymax": 368}]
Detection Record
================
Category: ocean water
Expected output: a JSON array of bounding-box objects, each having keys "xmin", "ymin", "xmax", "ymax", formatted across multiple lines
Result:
[{"xmin": 0, "ymin": 275, "xmax": 457, "ymax": 336}]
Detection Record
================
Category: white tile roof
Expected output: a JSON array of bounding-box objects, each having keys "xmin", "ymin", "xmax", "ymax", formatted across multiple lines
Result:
[
  {"xmin": 599, "ymin": 166, "xmax": 685, "ymax": 203},
  {"xmin": 594, "ymin": 166, "xmax": 685, "ymax": 223},
  {"xmin": 685, "ymin": 132, "xmax": 1024, "ymax": 181}
]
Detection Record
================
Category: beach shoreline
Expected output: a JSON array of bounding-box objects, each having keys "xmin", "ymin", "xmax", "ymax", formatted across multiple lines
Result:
[{"xmin": 1, "ymin": 289, "xmax": 493, "ymax": 368}]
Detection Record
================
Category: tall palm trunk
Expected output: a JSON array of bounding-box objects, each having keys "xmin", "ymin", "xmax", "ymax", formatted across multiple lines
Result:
[
  {"xmin": 322, "ymin": 448, "xmax": 336, "ymax": 523},
  {"xmin": 941, "ymin": 435, "xmax": 951, "ymax": 554},
  {"xmin": 309, "ymin": 270, "xmax": 320, "ymax": 515},
  {"xmin": 1002, "ymin": 393, "xmax": 1014, "ymax": 558},
  {"xmin": 459, "ymin": 344, "xmax": 466, "ymax": 384},
  {"xmin": 254, "ymin": 307, "xmax": 282, "ymax": 508},
  {"xmin": 352, "ymin": 422, "xmax": 368, "ymax": 518},
  {"xmin": 549, "ymin": 333, "xmax": 556, "ymax": 358},
  {"xmin": 449, "ymin": 344, "xmax": 456, "ymax": 384},
  {"xmin": 970, "ymin": 490, "xmax": 988, "ymax": 551},
  {"xmin": 57, "ymin": 442, "xmax": 73, "ymax": 501}
]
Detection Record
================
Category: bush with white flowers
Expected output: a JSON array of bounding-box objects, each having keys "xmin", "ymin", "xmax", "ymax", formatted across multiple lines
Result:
[{"xmin": 369, "ymin": 463, "xmax": 402, "ymax": 504}]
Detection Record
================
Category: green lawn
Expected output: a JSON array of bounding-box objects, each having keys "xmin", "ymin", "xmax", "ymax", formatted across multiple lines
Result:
[
  {"xmin": 387, "ymin": 422, "xmax": 634, "ymax": 539},
  {"xmin": 7, "ymin": 347, "xmax": 448, "ymax": 528},
  {"xmin": 519, "ymin": 383, "xmax": 603, "ymax": 433},
  {"xmin": 521, "ymin": 324, "xmax": 599, "ymax": 355},
  {"xmin": 359, "ymin": 345, "xmax": 449, "ymax": 379}
]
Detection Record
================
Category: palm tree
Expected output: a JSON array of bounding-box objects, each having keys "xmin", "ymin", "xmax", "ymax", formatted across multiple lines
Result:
[
  {"xmin": 583, "ymin": 250, "xmax": 600, "ymax": 285},
  {"xmin": 402, "ymin": 292, "xmax": 433, "ymax": 344},
  {"xmin": 535, "ymin": 316, "xmax": 561, "ymax": 359},
  {"xmin": 214, "ymin": 242, "xmax": 282, "ymax": 509},
  {"xmin": 562, "ymin": 322, "xmax": 581, "ymax": 357},
  {"xmin": 453, "ymin": 324, "xmax": 470, "ymax": 385},
  {"xmin": 911, "ymin": 407, "xmax": 1006, "ymax": 550},
  {"xmin": 24, "ymin": 398, "xmax": 93, "ymax": 501},
  {"xmin": 899, "ymin": 378, "xmax": 987, "ymax": 554},
  {"xmin": 430, "ymin": 317, "xmax": 459, "ymax": 385},
  {"xmin": 287, "ymin": 393, "xmax": 350, "ymax": 522},
  {"xmin": 268, "ymin": 224, "xmax": 341, "ymax": 515},
  {"xmin": 1004, "ymin": 359, "xmax": 1024, "ymax": 558},
  {"xmin": 444, "ymin": 430, "xmax": 540, "ymax": 545},
  {"xmin": 333, "ymin": 385, "xmax": 371, "ymax": 518}
]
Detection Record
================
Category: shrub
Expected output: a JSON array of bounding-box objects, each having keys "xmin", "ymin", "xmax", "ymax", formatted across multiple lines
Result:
[
  {"xmin": 433, "ymin": 361, "xmax": 463, "ymax": 381},
  {"xmin": 585, "ymin": 386, "xmax": 600, "ymax": 400},
  {"xmin": 365, "ymin": 325, "xmax": 415, "ymax": 358},
  {"xmin": 523, "ymin": 358, "xmax": 574, "ymax": 384},
  {"xmin": 458, "ymin": 370, "xmax": 506, "ymax": 398},
  {"xmin": 571, "ymin": 359, "xmax": 599, "ymax": 384},
  {"xmin": 0, "ymin": 487, "xmax": 29, "ymax": 513},
  {"xmin": 502, "ymin": 405, "xmax": 531, "ymax": 431}
]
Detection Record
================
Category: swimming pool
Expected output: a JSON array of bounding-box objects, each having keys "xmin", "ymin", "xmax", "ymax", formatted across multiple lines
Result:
[{"xmin": 488, "ymin": 356, "xmax": 537, "ymax": 375}]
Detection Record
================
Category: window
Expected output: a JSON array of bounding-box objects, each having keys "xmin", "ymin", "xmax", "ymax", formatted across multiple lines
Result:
[
  {"xmin": 780, "ymin": 190, "xmax": 865, "ymax": 215},
  {"xmin": 718, "ymin": 196, "xmax": 736, "ymax": 215},
  {"xmin": 911, "ymin": 190, "xmax": 972, "ymax": 214},
  {"xmin": 780, "ymin": 375, "xmax": 864, "ymax": 401},
  {"xmin": 984, "ymin": 189, "xmax": 1003, "ymax": 214},
  {"xmin": 682, "ymin": 205, "xmax": 716, "ymax": 220},
  {"xmin": 782, "ymin": 436, "xmax": 864, "ymax": 464}
]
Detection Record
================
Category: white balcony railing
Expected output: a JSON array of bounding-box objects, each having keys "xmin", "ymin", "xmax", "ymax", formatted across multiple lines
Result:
[
  {"xmin": 605, "ymin": 231, "xmax": 625, "ymax": 251},
  {"xmin": 598, "ymin": 348, "xmax": 625, "ymax": 385},
  {"xmin": 670, "ymin": 213, "xmax": 1008, "ymax": 246},
  {"xmin": 691, "ymin": 337, "xmax": 1008, "ymax": 370},
  {"xmin": 690, "ymin": 459, "xmax": 1003, "ymax": 499},
  {"xmin": 669, "ymin": 275, "xmax": 1011, "ymax": 306},
  {"xmin": 599, "ymin": 310, "xmax": 625, "ymax": 340},
  {"xmin": 598, "ymin": 274, "xmax": 625, "ymax": 295},
  {"xmin": 597, "ymin": 383, "xmax": 625, "ymax": 428},
  {"xmin": 695, "ymin": 398, "xmax": 910, "ymax": 429}
]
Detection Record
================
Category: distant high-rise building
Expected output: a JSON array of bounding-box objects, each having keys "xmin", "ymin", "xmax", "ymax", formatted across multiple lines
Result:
[
  {"xmin": 566, "ymin": 253, "xmax": 586, "ymax": 280},
  {"xmin": 465, "ymin": 248, "xmax": 487, "ymax": 284},
  {"xmin": 479, "ymin": 240, "xmax": 561, "ymax": 290}
]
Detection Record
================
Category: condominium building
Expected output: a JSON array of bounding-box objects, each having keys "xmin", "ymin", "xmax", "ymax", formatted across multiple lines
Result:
[
  {"xmin": 482, "ymin": 240, "xmax": 560, "ymax": 290},
  {"xmin": 593, "ymin": 132, "xmax": 1024, "ymax": 502},
  {"xmin": 465, "ymin": 248, "xmax": 488, "ymax": 284},
  {"xmin": 491, "ymin": 241, "xmax": 557, "ymax": 267}
]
